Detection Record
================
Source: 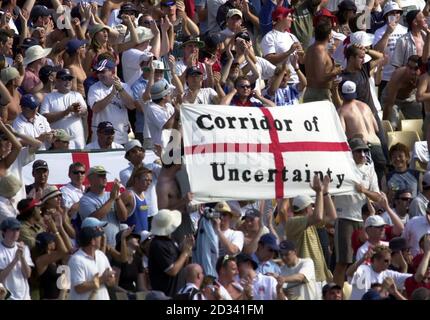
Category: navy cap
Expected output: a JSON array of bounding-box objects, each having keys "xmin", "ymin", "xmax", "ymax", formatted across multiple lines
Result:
[
  {"xmin": 20, "ymin": 37, "xmax": 39, "ymax": 49},
  {"xmin": 39, "ymin": 65, "xmax": 61, "ymax": 81},
  {"xmin": 279, "ymin": 239, "xmax": 296, "ymax": 252},
  {"xmin": 95, "ymin": 59, "xmax": 116, "ymax": 72},
  {"xmin": 66, "ymin": 39, "xmax": 87, "ymax": 55},
  {"xmin": 389, "ymin": 237, "xmax": 409, "ymax": 252},
  {"xmin": 205, "ymin": 33, "xmax": 225, "ymax": 48},
  {"xmin": 20, "ymin": 94, "xmax": 41, "ymax": 110},
  {"xmin": 338, "ymin": 0, "xmax": 357, "ymax": 11},
  {"xmin": 30, "ymin": 5, "xmax": 53, "ymax": 21},
  {"xmin": 97, "ymin": 121, "xmax": 115, "ymax": 134},
  {"xmin": 235, "ymin": 31, "xmax": 251, "ymax": 42},
  {"xmin": 119, "ymin": 2, "xmax": 138, "ymax": 16},
  {"xmin": 259, "ymin": 233, "xmax": 279, "ymax": 251},
  {"xmin": 160, "ymin": 0, "xmax": 176, "ymax": 6},
  {"xmin": 322, "ymin": 283, "xmax": 342, "ymax": 296},
  {"xmin": 243, "ymin": 208, "xmax": 260, "ymax": 219},
  {"xmin": 35, "ymin": 232, "xmax": 56, "ymax": 250},
  {"xmin": 0, "ymin": 217, "xmax": 21, "ymax": 231},
  {"xmin": 32, "ymin": 159, "xmax": 49, "ymax": 170},
  {"xmin": 362, "ymin": 289, "xmax": 382, "ymax": 300},
  {"xmin": 79, "ymin": 227, "xmax": 104, "ymax": 243},
  {"xmin": 236, "ymin": 253, "xmax": 258, "ymax": 269},
  {"xmin": 56, "ymin": 68, "xmax": 74, "ymax": 80},
  {"xmin": 186, "ymin": 66, "xmax": 203, "ymax": 77}
]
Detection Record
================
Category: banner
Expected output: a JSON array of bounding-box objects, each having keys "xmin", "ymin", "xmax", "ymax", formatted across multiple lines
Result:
[
  {"xmin": 23, "ymin": 149, "xmax": 158, "ymax": 188},
  {"xmin": 181, "ymin": 102, "xmax": 362, "ymax": 202}
]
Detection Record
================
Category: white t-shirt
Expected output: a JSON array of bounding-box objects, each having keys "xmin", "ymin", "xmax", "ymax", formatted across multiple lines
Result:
[
  {"xmin": 399, "ymin": 0, "xmax": 426, "ymax": 10},
  {"xmin": 87, "ymin": 81, "xmax": 133, "ymax": 145},
  {"xmin": 183, "ymin": 88, "xmax": 218, "ymax": 105},
  {"xmin": 409, "ymin": 193, "xmax": 429, "ymax": 218},
  {"xmin": 143, "ymin": 102, "xmax": 175, "ymax": 145},
  {"xmin": 121, "ymin": 48, "xmax": 146, "ymax": 86},
  {"xmin": 402, "ymin": 216, "xmax": 430, "ymax": 257},
  {"xmin": 207, "ymin": 0, "xmax": 227, "ymax": 33},
  {"xmin": 240, "ymin": 57, "xmax": 276, "ymax": 92},
  {"xmin": 68, "ymin": 248, "xmax": 112, "ymax": 300},
  {"xmin": 40, "ymin": 91, "xmax": 87, "ymax": 149},
  {"xmin": 0, "ymin": 241, "xmax": 34, "ymax": 300},
  {"xmin": 350, "ymin": 264, "xmax": 412, "ymax": 300},
  {"xmin": 7, "ymin": 148, "xmax": 35, "ymax": 206},
  {"xmin": 85, "ymin": 140, "xmax": 124, "ymax": 150},
  {"xmin": 356, "ymin": 240, "xmax": 389, "ymax": 261},
  {"xmin": 261, "ymin": 29, "xmax": 299, "ymax": 84},
  {"xmin": 280, "ymin": 258, "xmax": 318, "ymax": 300},
  {"xmin": 12, "ymin": 114, "xmax": 51, "ymax": 150},
  {"xmin": 372, "ymin": 24, "xmax": 408, "ymax": 82},
  {"xmin": 0, "ymin": 196, "xmax": 19, "ymax": 224},
  {"xmin": 218, "ymin": 228, "xmax": 244, "ymax": 257},
  {"xmin": 334, "ymin": 163, "xmax": 379, "ymax": 221},
  {"xmin": 250, "ymin": 273, "xmax": 278, "ymax": 300},
  {"xmin": 60, "ymin": 183, "xmax": 85, "ymax": 218}
]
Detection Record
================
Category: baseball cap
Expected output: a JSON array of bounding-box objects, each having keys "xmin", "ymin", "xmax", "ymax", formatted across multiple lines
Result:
[
  {"xmin": 364, "ymin": 215, "xmax": 386, "ymax": 228},
  {"xmin": 227, "ymin": 9, "xmax": 242, "ymax": 19},
  {"xmin": 30, "ymin": 5, "xmax": 53, "ymax": 21},
  {"xmin": 279, "ymin": 239, "xmax": 296, "ymax": 252},
  {"xmin": 53, "ymin": 129, "xmax": 72, "ymax": 142},
  {"xmin": 81, "ymin": 217, "xmax": 108, "ymax": 228},
  {"xmin": 350, "ymin": 31, "xmax": 374, "ymax": 48},
  {"xmin": 79, "ymin": 227, "xmax": 104, "ymax": 243},
  {"xmin": 0, "ymin": 175, "xmax": 22, "ymax": 198},
  {"xmin": 341, "ymin": 80, "xmax": 357, "ymax": 100},
  {"xmin": 338, "ymin": 0, "xmax": 357, "ymax": 11},
  {"xmin": 35, "ymin": 232, "xmax": 56, "ymax": 250},
  {"xmin": 185, "ymin": 66, "xmax": 203, "ymax": 77},
  {"xmin": 313, "ymin": 8, "xmax": 337, "ymax": 27},
  {"xmin": 20, "ymin": 94, "xmax": 41, "ymax": 110},
  {"xmin": 150, "ymin": 79, "xmax": 172, "ymax": 100},
  {"xmin": 97, "ymin": 121, "xmax": 115, "ymax": 134},
  {"xmin": 204, "ymin": 33, "xmax": 225, "ymax": 48},
  {"xmin": 389, "ymin": 237, "xmax": 409, "ymax": 252},
  {"xmin": 181, "ymin": 35, "xmax": 205, "ymax": 48},
  {"xmin": 56, "ymin": 68, "xmax": 74, "ymax": 81},
  {"xmin": 139, "ymin": 51, "xmax": 154, "ymax": 64},
  {"xmin": 362, "ymin": 289, "xmax": 382, "ymax": 300},
  {"xmin": 422, "ymin": 171, "xmax": 430, "ymax": 189},
  {"xmin": 322, "ymin": 282, "xmax": 342, "ymax": 296},
  {"xmin": 17, "ymin": 198, "xmax": 42, "ymax": 215},
  {"xmin": 119, "ymin": 2, "xmax": 138, "ymax": 16},
  {"xmin": 140, "ymin": 230, "xmax": 153, "ymax": 243},
  {"xmin": 259, "ymin": 233, "xmax": 279, "ymax": 251},
  {"xmin": 0, "ymin": 67, "xmax": 19, "ymax": 84},
  {"xmin": 19, "ymin": 37, "xmax": 39, "ymax": 49},
  {"xmin": 125, "ymin": 139, "xmax": 143, "ymax": 153},
  {"xmin": 87, "ymin": 165, "xmax": 108, "ymax": 176},
  {"xmin": 348, "ymin": 137, "xmax": 369, "ymax": 152},
  {"xmin": 65, "ymin": 39, "xmax": 87, "ymax": 55},
  {"xmin": 292, "ymin": 195, "xmax": 314, "ymax": 212},
  {"xmin": 152, "ymin": 60, "xmax": 169, "ymax": 71},
  {"xmin": 236, "ymin": 253, "xmax": 258, "ymax": 269},
  {"xmin": 272, "ymin": 7, "xmax": 294, "ymax": 22},
  {"xmin": 235, "ymin": 31, "xmax": 251, "ymax": 42},
  {"xmin": 32, "ymin": 159, "xmax": 49, "ymax": 171},
  {"xmin": 0, "ymin": 217, "xmax": 21, "ymax": 231},
  {"xmin": 160, "ymin": 0, "xmax": 176, "ymax": 6},
  {"xmin": 383, "ymin": 1, "xmax": 403, "ymax": 17},
  {"xmin": 95, "ymin": 59, "xmax": 116, "ymax": 72},
  {"xmin": 38, "ymin": 65, "xmax": 61, "ymax": 81},
  {"xmin": 243, "ymin": 208, "xmax": 260, "ymax": 219}
]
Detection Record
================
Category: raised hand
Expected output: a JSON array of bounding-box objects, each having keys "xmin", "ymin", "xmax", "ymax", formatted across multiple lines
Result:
[{"xmin": 310, "ymin": 174, "xmax": 323, "ymax": 193}]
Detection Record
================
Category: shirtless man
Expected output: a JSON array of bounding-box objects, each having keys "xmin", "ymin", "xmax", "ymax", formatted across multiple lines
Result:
[
  {"xmin": 382, "ymin": 55, "xmax": 422, "ymax": 124},
  {"xmin": 303, "ymin": 22, "xmax": 342, "ymax": 103},
  {"xmin": 338, "ymin": 80, "xmax": 386, "ymax": 182},
  {"xmin": 416, "ymin": 60, "xmax": 430, "ymax": 137},
  {"xmin": 156, "ymin": 162, "xmax": 194, "ymax": 244},
  {"xmin": 1, "ymin": 66, "xmax": 22, "ymax": 123}
]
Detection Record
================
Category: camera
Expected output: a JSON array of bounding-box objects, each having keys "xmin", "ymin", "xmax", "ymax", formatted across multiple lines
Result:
[{"xmin": 203, "ymin": 207, "xmax": 220, "ymax": 220}]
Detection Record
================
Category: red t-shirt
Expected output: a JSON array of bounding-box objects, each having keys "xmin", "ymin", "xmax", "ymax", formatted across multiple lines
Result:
[{"xmin": 404, "ymin": 276, "xmax": 430, "ymax": 299}]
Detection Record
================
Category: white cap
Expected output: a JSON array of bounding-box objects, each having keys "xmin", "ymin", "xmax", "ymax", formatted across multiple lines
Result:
[
  {"xmin": 119, "ymin": 224, "xmax": 129, "ymax": 231},
  {"xmin": 140, "ymin": 230, "xmax": 153, "ymax": 243},
  {"xmin": 349, "ymin": 31, "xmax": 374, "ymax": 47},
  {"xmin": 383, "ymin": 1, "xmax": 402, "ymax": 17},
  {"xmin": 227, "ymin": 8, "xmax": 242, "ymax": 19},
  {"xmin": 364, "ymin": 215, "xmax": 386, "ymax": 228},
  {"xmin": 125, "ymin": 139, "xmax": 143, "ymax": 153},
  {"xmin": 139, "ymin": 51, "xmax": 154, "ymax": 64},
  {"xmin": 81, "ymin": 217, "xmax": 108, "ymax": 228},
  {"xmin": 152, "ymin": 59, "xmax": 169, "ymax": 71},
  {"xmin": 341, "ymin": 80, "xmax": 357, "ymax": 99},
  {"xmin": 292, "ymin": 195, "xmax": 314, "ymax": 212}
]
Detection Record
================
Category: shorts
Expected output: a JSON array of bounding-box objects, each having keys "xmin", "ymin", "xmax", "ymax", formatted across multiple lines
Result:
[
  {"xmin": 334, "ymin": 218, "xmax": 363, "ymax": 264},
  {"xmin": 303, "ymin": 88, "xmax": 332, "ymax": 103}
]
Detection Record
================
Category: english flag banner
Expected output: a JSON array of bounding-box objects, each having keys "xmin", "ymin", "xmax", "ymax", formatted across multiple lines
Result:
[
  {"xmin": 23, "ymin": 149, "xmax": 158, "ymax": 188},
  {"xmin": 181, "ymin": 102, "xmax": 362, "ymax": 202}
]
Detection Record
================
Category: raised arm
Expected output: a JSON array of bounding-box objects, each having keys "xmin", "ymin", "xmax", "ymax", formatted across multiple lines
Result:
[{"xmin": 307, "ymin": 174, "xmax": 324, "ymax": 226}]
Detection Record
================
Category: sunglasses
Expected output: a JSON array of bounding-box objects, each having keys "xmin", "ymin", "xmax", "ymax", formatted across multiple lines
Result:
[
  {"xmin": 97, "ymin": 174, "xmax": 107, "ymax": 178},
  {"xmin": 239, "ymin": 84, "xmax": 251, "ymax": 89},
  {"xmin": 398, "ymin": 197, "xmax": 412, "ymax": 202},
  {"xmin": 60, "ymin": 77, "xmax": 73, "ymax": 81},
  {"xmin": 143, "ymin": 20, "xmax": 154, "ymax": 25},
  {"xmin": 72, "ymin": 170, "xmax": 86, "ymax": 175}
]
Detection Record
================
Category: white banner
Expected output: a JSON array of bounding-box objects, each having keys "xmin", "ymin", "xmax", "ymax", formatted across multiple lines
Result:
[
  {"xmin": 23, "ymin": 150, "xmax": 158, "ymax": 187},
  {"xmin": 181, "ymin": 102, "xmax": 362, "ymax": 202}
]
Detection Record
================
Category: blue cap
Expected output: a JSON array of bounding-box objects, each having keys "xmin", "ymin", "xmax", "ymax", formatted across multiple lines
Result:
[
  {"xmin": 66, "ymin": 39, "xmax": 87, "ymax": 55},
  {"xmin": 0, "ymin": 217, "xmax": 21, "ymax": 231},
  {"xmin": 95, "ymin": 59, "xmax": 116, "ymax": 72},
  {"xmin": 81, "ymin": 217, "xmax": 108, "ymax": 229},
  {"xmin": 259, "ymin": 233, "xmax": 279, "ymax": 251},
  {"xmin": 35, "ymin": 232, "xmax": 56, "ymax": 250},
  {"xmin": 362, "ymin": 289, "xmax": 382, "ymax": 300},
  {"xmin": 236, "ymin": 253, "xmax": 258, "ymax": 269},
  {"xmin": 160, "ymin": 0, "xmax": 176, "ymax": 6},
  {"xmin": 20, "ymin": 94, "xmax": 40, "ymax": 109}
]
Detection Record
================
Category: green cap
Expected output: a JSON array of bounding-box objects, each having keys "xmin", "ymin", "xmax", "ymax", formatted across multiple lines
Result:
[
  {"xmin": 87, "ymin": 165, "xmax": 108, "ymax": 176},
  {"xmin": 53, "ymin": 129, "xmax": 72, "ymax": 142}
]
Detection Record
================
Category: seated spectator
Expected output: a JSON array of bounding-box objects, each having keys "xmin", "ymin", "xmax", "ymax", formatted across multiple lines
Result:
[
  {"xmin": 182, "ymin": 66, "xmax": 224, "ymax": 104},
  {"xmin": 322, "ymin": 282, "xmax": 343, "ymax": 300},
  {"xmin": 404, "ymin": 234, "xmax": 430, "ymax": 298},
  {"xmin": 403, "ymin": 202, "xmax": 430, "ymax": 257},
  {"xmin": 253, "ymin": 233, "xmax": 281, "ymax": 275},
  {"xmin": 0, "ymin": 66, "xmax": 22, "ymax": 122},
  {"xmin": 60, "ymin": 162, "xmax": 86, "ymax": 226},
  {"xmin": 22, "ymin": 45, "xmax": 51, "ymax": 94},
  {"xmin": 25, "ymin": 160, "xmax": 50, "ymax": 200},
  {"xmin": 215, "ymin": 255, "xmax": 242, "ymax": 300},
  {"xmin": 355, "ymin": 215, "xmax": 389, "ymax": 262},
  {"xmin": 382, "ymin": 143, "xmax": 419, "ymax": 198},
  {"xmin": 176, "ymin": 263, "xmax": 206, "ymax": 300},
  {"xmin": 49, "ymin": 129, "xmax": 71, "ymax": 151},
  {"xmin": 381, "ymin": 189, "xmax": 412, "ymax": 226},
  {"xmin": 85, "ymin": 121, "xmax": 124, "ymax": 150},
  {"xmin": 409, "ymin": 171, "xmax": 430, "ymax": 218},
  {"xmin": 278, "ymin": 239, "xmax": 319, "ymax": 300},
  {"xmin": 16, "ymin": 198, "xmax": 44, "ymax": 250},
  {"xmin": 389, "ymin": 237, "xmax": 413, "ymax": 273},
  {"xmin": 0, "ymin": 174, "xmax": 21, "ymax": 223},
  {"xmin": 0, "ymin": 218, "xmax": 33, "ymax": 300},
  {"xmin": 239, "ymin": 208, "xmax": 269, "ymax": 255}
]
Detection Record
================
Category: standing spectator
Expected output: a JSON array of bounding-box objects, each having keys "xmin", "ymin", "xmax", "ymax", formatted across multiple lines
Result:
[
  {"xmin": 176, "ymin": 263, "xmax": 206, "ymax": 300},
  {"xmin": 49, "ymin": 129, "xmax": 72, "ymax": 151},
  {"xmin": 40, "ymin": 68, "xmax": 88, "ymax": 149},
  {"xmin": 0, "ymin": 66, "xmax": 22, "ymax": 122},
  {"xmin": 87, "ymin": 59, "xmax": 136, "ymax": 145},
  {"xmin": 68, "ymin": 226, "xmax": 116, "ymax": 300},
  {"xmin": 404, "ymin": 234, "xmax": 430, "ymax": 298},
  {"xmin": 64, "ymin": 39, "xmax": 88, "ymax": 97},
  {"xmin": 22, "ymin": 45, "xmax": 51, "ymax": 94},
  {"xmin": 79, "ymin": 166, "xmax": 128, "ymax": 246},
  {"xmin": 16, "ymin": 198, "xmax": 44, "ymax": 250},
  {"xmin": 60, "ymin": 162, "xmax": 86, "ymax": 225},
  {"xmin": 253, "ymin": 233, "xmax": 281, "ymax": 275},
  {"xmin": 148, "ymin": 209, "xmax": 194, "ymax": 296},
  {"xmin": 215, "ymin": 255, "xmax": 242, "ymax": 299},
  {"xmin": 322, "ymin": 282, "xmax": 343, "ymax": 300},
  {"xmin": 25, "ymin": 160, "xmax": 50, "ymax": 201},
  {"xmin": 85, "ymin": 121, "xmax": 124, "ymax": 150},
  {"xmin": 355, "ymin": 215, "xmax": 389, "ymax": 261},
  {"xmin": 409, "ymin": 171, "xmax": 430, "ymax": 218},
  {"xmin": 0, "ymin": 175, "xmax": 22, "ymax": 223},
  {"xmin": 278, "ymin": 239, "xmax": 319, "ymax": 300},
  {"xmin": 183, "ymin": 66, "xmax": 223, "ymax": 104},
  {"xmin": 402, "ymin": 202, "xmax": 430, "ymax": 257},
  {"xmin": 0, "ymin": 218, "xmax": 33, "ymax": 300},
  {"xmin": 12, "ymin": 94, "xmax": 52, "ymax": 150},
  {"xmin": 286, "ymin": 175, "xmax": 336, "ymax": 290}
]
